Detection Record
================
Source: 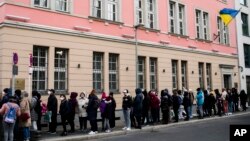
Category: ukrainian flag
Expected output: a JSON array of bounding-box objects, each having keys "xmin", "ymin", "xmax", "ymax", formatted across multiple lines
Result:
[{"xmin": 219, "ymin": 8, "xmax": 240, "ymax": 26}]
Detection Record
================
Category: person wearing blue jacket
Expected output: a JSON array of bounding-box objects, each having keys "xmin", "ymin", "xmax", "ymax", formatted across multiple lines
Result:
[{"xmin": 196, "ymin": 88, "xmax": 204, "ymax": 119}]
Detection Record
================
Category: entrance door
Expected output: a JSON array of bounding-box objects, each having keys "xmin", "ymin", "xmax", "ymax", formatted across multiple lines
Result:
[
  {"xmin": 246, "ymin": 76, "xmax": 250, "ymax": 104},
  {"xmin": 223, "ymin": 74, "xmax": 232, "ymax": 89}
]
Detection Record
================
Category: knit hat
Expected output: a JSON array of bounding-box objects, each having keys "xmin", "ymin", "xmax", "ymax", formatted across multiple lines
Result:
[{"xmin": 101, "ymin": 92, "xmax": 107, "ymax": 99}]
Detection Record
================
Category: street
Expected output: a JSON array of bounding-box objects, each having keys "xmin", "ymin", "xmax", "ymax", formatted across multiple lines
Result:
[{"xmin": 89, "ymin": 112, "xmax": 250, "ymax": 141}]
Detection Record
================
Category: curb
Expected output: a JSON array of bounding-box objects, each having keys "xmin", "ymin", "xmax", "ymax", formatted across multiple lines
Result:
[{"xmin": 39, "ymin": 111, "xmax": 250, "ymax": 141}]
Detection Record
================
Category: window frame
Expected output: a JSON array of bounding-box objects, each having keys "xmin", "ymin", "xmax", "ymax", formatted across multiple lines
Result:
[
  {"xmin": 172, "ymin": 60, "xmax": 178, "ymax": 90},
  {"xmin": 244, "ymin": 44, "xmax": 250, "ymax": 68},
  {"xmin": 55, "ymin": 0, "xmax": 70, "ymax": 12},
  {"xmin": 137, "ymin": 56, "xmax": 146, "ymax": 89},
  {"xmin": 206, "ymin": 63, "xmax": 212, "ymax": 91},
  {"xmin": 217, "ymin": 16, "xmax": 229, "ymax": 45},
  {"xmin": 34, "ymin": 0, "xmax": 49, "ymax": 8},
  {"xmin": 199, "ymin": 62, "xmax": 204, "ymax": 89},
  {"xmin": 195, "ymin": 9, "xmax": 210, "ymax": 40},
  {"xmin": 241, "ymin": 12, "xmax": 249, "ymax": 36},
  {"xmin": 109, "ymin": 53, "xmax": 119, "ymax": 93},
  {"xmin": 181, "ymin": 61, "xmax": 187, "ymax": 89},
  {"xmin": 240, "ymin": 0, "xmax": 248, "ymax": 6},
  {"xmin": 93, "ymin": 52, "xmax": 104, "ymax": 93},
  {"xmin": 150, "ymin": 58, "xmax": 157, "ymax": 90}
]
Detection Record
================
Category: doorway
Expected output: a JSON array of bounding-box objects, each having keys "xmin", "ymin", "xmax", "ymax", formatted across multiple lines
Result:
[{"xmin": 223, "ymin": 74, "xmax": 232, "ymax": 89}]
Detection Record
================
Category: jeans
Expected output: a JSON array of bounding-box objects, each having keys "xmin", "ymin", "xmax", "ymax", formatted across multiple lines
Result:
[
  {"xmin": 184, "ymin": 106, "xmax": 190, "ymax": 120},
  {"xmin": 189, "ymin": 105, "xmax": 193, "ymax": 118},
  {"xmin": 23, "ymin": 127, "xmax": 30, "ymax": 140},
  {"xmin": 79, "ymin": 117, "xmax": 87, "ymax": 130},
  {"xmin": 89, "ymin": 119, "xmax": 98, "ymax": 132},
  {"xmin": 104, "ymin": 118, "xmax": 110, "ymax": 130},
  {"xmin": 228, "ymin": 101, "xmax": 233, "ymax": 113},
  {"xmin": 197, "ymin": 105, "xmax": 203, "ymax": 118},
  {"xmin": 123, "ymin": 109, "xmax": 131, "ymax": 128},
  {"xmin": 3, "ymin": 122, "xmax": 15, "ymax": 141}
]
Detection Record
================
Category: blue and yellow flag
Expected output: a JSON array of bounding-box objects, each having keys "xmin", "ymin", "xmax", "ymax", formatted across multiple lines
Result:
[{"xmin": 219, "ymin": 8, "xmax": 240, "ymax": 26}]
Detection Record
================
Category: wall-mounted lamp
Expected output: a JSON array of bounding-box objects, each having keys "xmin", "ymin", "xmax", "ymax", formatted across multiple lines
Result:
[
  {"xmin": 215, "ymin": 72, "xmax": 217, "ymax": 75},
  {"xmin": 242, "ymin": 75, "xmax": 244, "ymax": 79},
  {"xmin": 191, "ymin": 71, "xmax": 194, "ymax": 74},
  {"xmin": 163, "ymin": 69, "xmax": 165, "ymax": 73},
  {"xmin": 126, "ymin": 67, "xmax": 129, "ymax": 71},
  {"xmin": 77, "ymin": 64, "xmax": 81, "ymax": 68}
]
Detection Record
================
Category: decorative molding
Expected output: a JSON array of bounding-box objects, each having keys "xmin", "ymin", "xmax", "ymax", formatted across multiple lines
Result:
[
  {"xmin": 219, "ymin": 64, "xmax": 235, "ymax": 69},
  {"xmin": 122, "ymin": 34, "xmax": 135, "ymax": 39},
  {"xmin": 73, "ymin": 26, "xmax": 91, "ymax": 32},
  {"xmin": 159, "ymin": 40, "xmax": 170, "ymax": 45},
  {"xmin": 5, "ymin": 15, "xmax": 30, "ymax": 22}
]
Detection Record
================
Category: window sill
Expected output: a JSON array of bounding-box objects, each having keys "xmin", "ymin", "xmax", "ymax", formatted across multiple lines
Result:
[
  {"xmin": 34, "ymin": 5, "xmax": 50, "ymax": 10},
  {"xmin": 55, "ymin": 10, "xmax": 70, "ymax": 14},
  {"xmin": 88, "ymin": 16, "xmax": 124, "ymax": 25},
  {"xmin": 168, "ymin": 32, "xmax": 189, "ymax": 38},
  {"xmin": 138, "ymin": 27, "xmax": 160, "ymax": 33},
  {"xmin": 195, "ymin": 38, "xmax": 213, "ymax": 43}
]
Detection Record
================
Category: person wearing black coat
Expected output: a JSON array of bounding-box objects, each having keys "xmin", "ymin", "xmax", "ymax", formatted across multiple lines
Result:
[
  {"xmin": 240, "ymin": 90, "xmax": 248, "ymax": 111},
  {"xmin": 172, "ymin": 90, "xmax": 180, "ymax": 122},
  {"xmin": 122, "ymin": 89, "xmax": 133, "ymax": 130},
  {"xmin": 68, "ymin": 92, "xmax": 78, "ymax": 133},
  {"xmin": 232, "ymin": 88, "xmax": 239, "ymax": 112},
  {"xmin": 215, "ymin": 89, "xmax": 223, "ymax": 116},
  {"xmin": 208, "ymin": 91, "xmax": 216, "ymax": 116},
  {"xmin": 47, "ymin": 89, "xmax": 58, "ymax": 133},
  {"xmin": 142, "ymin": 89, "xmax": 150, "ymax": 125},
  {"xmin": 133, "ymin": 88, "xmax": 143, "ymax": 129},
  {"xmin": 203, "ymin": 90, "xmax": 209, "ymax": 117},
  {"xmin": 59, "ymin": 94, "xmax": 70, "ymax": 136},
  {"xmin": 87, "ymin": 89, "xmax": 99, "ymax": 135},
  {"xmin": 109, "ymin": 92, "xmax": 116, "ymax": 129},
  {"xmin": 161, "ymin": 89, "xmax": 172, "ymax": 124},
  {"xmin": 183, "ymin": 91, "xmax": 191, "ymax": 121}
]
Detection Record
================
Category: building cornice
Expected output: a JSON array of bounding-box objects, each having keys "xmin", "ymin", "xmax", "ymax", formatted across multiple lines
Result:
[{"xmin": 0, "ymin": 21, "xmax": 237, "ymax": 59}]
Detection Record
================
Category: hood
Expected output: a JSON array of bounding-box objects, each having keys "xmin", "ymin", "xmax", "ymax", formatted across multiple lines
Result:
[
  {"xmin": 101, "ymin": 92, "xmax": 107, "ymax": 99},
  {"xmin": 70, "ymin": 92, "xmax": 78, "ymax": 99},
  {"xmin": 135, "ymin": 88, "xmax": 142, "ymax": 95}
]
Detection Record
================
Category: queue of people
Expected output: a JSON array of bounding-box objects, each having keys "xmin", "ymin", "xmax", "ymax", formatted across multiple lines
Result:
[{"xmin": 0, "ymin": 87, "xmax": 248, "ymax": 141}]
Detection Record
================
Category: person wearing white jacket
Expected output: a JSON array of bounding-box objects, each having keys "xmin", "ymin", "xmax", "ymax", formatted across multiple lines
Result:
[{"xmin": 77, "ymin": 92, "xmax": 89, "ymax": 132}]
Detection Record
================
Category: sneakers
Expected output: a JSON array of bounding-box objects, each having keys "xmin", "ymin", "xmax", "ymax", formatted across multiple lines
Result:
[
  {"xmin": 126, "ymin": 128, "xmax": 131, "ymax": 131},
  {"xmin": 122, "ymin": 127, "xmax": 127, "ymax": 130},
  {"xmin": 88, "ymin": 131, "xmax": 96, "ymax": 135},
  {"xmin": 105, "ymin": 129, "xmax": 111, "ymax": 133}
]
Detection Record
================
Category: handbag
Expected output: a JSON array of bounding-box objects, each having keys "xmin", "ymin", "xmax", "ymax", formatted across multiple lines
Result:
[{"xmin": 20, "ymin": 112, "xmax": 30, "ymax": 121}]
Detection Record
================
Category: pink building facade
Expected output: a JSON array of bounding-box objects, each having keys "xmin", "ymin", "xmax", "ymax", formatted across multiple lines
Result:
[{"xmin": 0, "ymin": 0, "xmax": 239, "ymax": 107}]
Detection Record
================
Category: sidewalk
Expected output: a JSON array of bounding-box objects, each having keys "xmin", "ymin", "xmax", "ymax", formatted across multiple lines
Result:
[{"xmin": 38, "ymin": 109, "xmax": 250, "ymax": 141}]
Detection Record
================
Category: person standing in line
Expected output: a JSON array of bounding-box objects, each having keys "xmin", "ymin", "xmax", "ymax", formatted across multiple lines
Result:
[
  {"xmin": 232, "ymin": 88, "xmax": 239, "ymax": 112},
  {"xmin": 133, "ymin": 88, "xmax": 143, "ymax": 129},
  {"xmin": 108, "ymin": 92, "xmax": 116, "ymax": 129},
  {"xmin": 103, "ymin": 95, "xmax": 112, "ymax": 133},
  {"xmin": 160, "ymin": 89, "xmax": 172, "ymax": 124},
  {"xmin": 188, "ymin": 90, "xmax": 194, "ymax": 119},
  {"xmin": 68, "ymin": 92, "xmax": 78, "ymax": 133},
  {"xmin": 227, "ymin": 89, "xmax": 233, "ymax": 115},
  {"xmin": 99, "ymin": 92, "xmax": 107, "ymax": 131},
  {"xmin": 19, "ymin": 91, "xmax": 31, "ymax": 141},
  {"xmin": 122, "ymin": 89, "xmax": 132, "ymax": 131},
  {"xmin": 172, "ymin": 90, "xmax": 180, "ymax": 122},
  {"xmin": 221, "ymin": 88, "xmax": 229, "ymax": 115},
  {"xmin": 196, "ymin": 88, "xmax": 204, "ymax": 119},
  {"xmin": 13, "ymin": 89, "xmax": 21, "ymax": 141},
  {"xmin": 177, "ymin": 90, "xmax": 184, "ymax": 120},
  {"xmin": 87, "ymin": 89, "xmax": 99, "ymax": 135},
  {"xmin": 208, "ymin": 91, "xmax": 216, "ymax": 117},
  {"xmin": 183, "ymin": 91, "xmax": 191, "ymax": 121},
  {"xmin": 77, "ymin": 92, "xmax": 89, "ymax": 132},
  {"xmin": 149, "ymin": 90, "xmax": 160, "ymax": 124},
  {"xmin": 215, "ymin": 89, "xmax": 223, "ymax": 116},
  {"xmin": 31, "ymin": 91, "xmax": 39, "ymax": 132},
  {"xmin": 240, "ymin": 90, "xmax": 248, "ymax": 111},
  {"xmin": 142, "ymin": 89, "xmax": 150, "ymax": 126},
  {"xmin": 0, "ymin": 96, "xmax": 21, "ymax": 141},
  {"xmin": 47, "ymin": 89, "xmax": 58, "ymax": 134},
  {"xmin": 59, "ymin": 94, "xmax": 70, "ymax": 136},
  {"xmin": 203, "ymin": 90, "xmax": 209, "ymax": 117}
]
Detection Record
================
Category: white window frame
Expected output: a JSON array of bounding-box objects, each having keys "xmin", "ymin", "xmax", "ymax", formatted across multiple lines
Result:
[
  {"xmin": 34, "ymin": 0, "xmax": 49, "ymax": 8},
  {"xmin": 138, "ymin": 57, "xmax": 146, "ymax": 89},
  {"xmin": 217, "ymin": 16, "xmax": 229, "ymax": 45},
  {"xmin": 109, "ymin": 54, "xmax": 119, "ymax": 92},
  {"xmin": 150, "ymin": 58, "xmax": 157, "ymax": 90},
  {"xmin": 92, "ymin": 0, "xmax": 120, "ymax": 22},
  {"xmin": 181, "ymin": 61, "xmax": 187, "ymax": 89},
  {"xmin": 206, "ymin": 63, "xmax": 212, "ymax": 91},
  {"xmin": 55, "ymin": 0, "xmax": 70, "ymax": 12},
  {"xmin": 32, "ymin": 46, "xmax": 48, "ymax": 93},
  {"xmin": 240, "ymin": 0, "xmax": 247, "ymax": 6},
  {"xmin": 195, "ymin": 9, "xmax": 210, "ymax": 40},
  {"xmin": 54, "ymin": 48, "xmax": 68, "ymax": 93},
  {"xmin": 168, "ymin": 1, "xmax": 186, "ymax": 35},
  {"xmin": 135, "ymin": 0, "xmax": 157, "ymax": 29},
  {"xmin": 93, "ymin": 52, "xmax": 104, "ymax": 93},
  {"xmin": 199, "ymin": 62, "xmax": 204, "ymax": 89},
  {"xmin": 172, "ymin": 60, "xmax": 178, "ymax": 89}
]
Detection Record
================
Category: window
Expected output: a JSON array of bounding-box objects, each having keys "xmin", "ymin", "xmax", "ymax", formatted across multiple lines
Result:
[
  {"xmin": 32, "ymin": 46, "xmax": 48, "ymax": 93},
  {"xmin": 136, "ymin": 0, "xmax": 157, "ymax": 29},
  {"xmin": 181, "ymin": 61, "xmax": 187, "ymax": 89},
  {"xmin": 206, "ymin": 63, "xmax": 212, "ymax": 90},
  {"xmin": 240, "ymin": 0, "xmax": 247, "ymax": 6},
  {"xmin": 199, "ymin": 63, "xmax": 204, "ymax": 89},
  {"xmin": 34, "ymin": 0, "xmax": 49, "ymax": 8},
  {"xmin": 196, "ymin": 10, "xmax": 210, "ymax": 40},
  {"xmin": 150, "ymin": 58, "xmax": 157, "ymax": 90},
  {"xmin": 244, "ymin": 44, "xmax": 250, "ymax": 68},
  {"xmin": 109, "ymin": 54, "xmax": 119, "ymax": 92},
  {"xmin": 54, "ymin": 48, "xmax": 68, "ymax": 93},
  {"xmin": 217, "ymin": 17, "xmax": 229, "ymax": 45},
  {"xmin": 138, "ymin": 57, "xmax": 146, "ymax": 89},
  {"xmin": 169, "ymin": 1, "xmax": 186, "ymax": 35},
  {"xmin": 92, "ymin": 0, "xmax": 120, "ymax": 21},
  {"xmin": 93, "ymin": 52, "xmax": 104, "ymax": 92},
  {"xmin": 172, "ymin": 60, "xmax": 178, "ymax": 89},
  {"xmin": 56, "ymin": 0, "xmax": 69, "ymax": 12},
  {"xmin": 241, "ymin": 13, "xmax": 249, "ymax": 36}
]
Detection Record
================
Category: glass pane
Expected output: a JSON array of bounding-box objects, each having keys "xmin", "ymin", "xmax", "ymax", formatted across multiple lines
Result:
[{"xmin": 39, "ymin": 71, "xmax": 45, "ymax": 80}]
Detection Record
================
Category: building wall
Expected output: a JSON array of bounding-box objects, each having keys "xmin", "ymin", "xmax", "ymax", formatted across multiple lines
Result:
[{"xmin": 0, "ymin": 26, "xmax": 239, "ymax": 108}]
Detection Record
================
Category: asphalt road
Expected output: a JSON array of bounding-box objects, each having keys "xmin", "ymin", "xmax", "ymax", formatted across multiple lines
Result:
[{"xmin": 89, "ymin": 113, "xmax": 250, "ymax": 141}]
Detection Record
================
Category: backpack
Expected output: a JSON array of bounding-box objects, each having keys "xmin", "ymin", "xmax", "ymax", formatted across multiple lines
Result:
[{"xmin": 4, "ymin": 103, "xmax": 17, "ymax": 124}]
